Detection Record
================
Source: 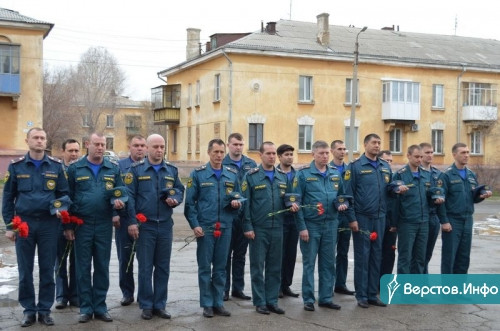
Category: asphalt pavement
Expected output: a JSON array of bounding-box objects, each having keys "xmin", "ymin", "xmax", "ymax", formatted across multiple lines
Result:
[{"xmin": 1, "ymin": 201, "xmax": 500, "ymax": 330}]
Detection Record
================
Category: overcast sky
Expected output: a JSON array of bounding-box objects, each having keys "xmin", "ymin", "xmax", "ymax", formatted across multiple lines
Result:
[{"xmin": 2, "ymin": 0, "xmax": 499, "ymax": 101}]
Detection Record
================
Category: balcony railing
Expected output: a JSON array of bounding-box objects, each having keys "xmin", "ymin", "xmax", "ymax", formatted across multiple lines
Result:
[
  {"xmin": 153, "ymin": 108, "xmax": 180, "ymax": 124},
  {"xmin": 462, "ymin": 87, "xmax": 498, "ymax": 121}
]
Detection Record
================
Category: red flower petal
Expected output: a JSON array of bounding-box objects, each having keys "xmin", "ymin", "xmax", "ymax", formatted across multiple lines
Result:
[
  {"xmin": 213, "ymin": 230, "xmax": 222, "ymax": 238},
  {"xmin": 215, "ymin": 221, "xmax": 221, "ymax": 230},
  {"xmin": 18, "ymin": 222, "xmax": 29, "ymax": 238},
  {"xmin": 369, "ymin": 232, "xmax": 378, "ymax": 241},
  {"xmin": 60, "ymin": 210, "xmax": 71, "ymax": 224},
  {"xmin": 136, "ymin": 213, "xmax": 147, "ymax": 223},
  {"xmin": 11, "ymin": 216, "xmax": 22, "ymax": 230}
]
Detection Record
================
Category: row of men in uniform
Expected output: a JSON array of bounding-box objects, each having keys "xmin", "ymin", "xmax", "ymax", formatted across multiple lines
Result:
[{"xmin": 2, "ymin": 129, "xmax": 491, "ymax": 326}]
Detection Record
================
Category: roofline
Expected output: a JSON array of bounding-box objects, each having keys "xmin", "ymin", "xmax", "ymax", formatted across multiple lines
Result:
[
  {"xmin": 158, "ymin": 46, "xmax": 500, "ymax": 77},
  {"xmin": 0, "ymin": 21, "xmax": 54, "ymax": 38}
]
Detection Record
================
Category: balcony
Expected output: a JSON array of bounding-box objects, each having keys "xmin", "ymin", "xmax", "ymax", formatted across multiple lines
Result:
[
  {"xmin": 462, "ymin": 87, "xmax": 498, "ymax": 121},
  {"xmin": 382, "ymin": 102, "xmax": 420, "ymax": 121},
  {"xmin": 151, "ymin": 84, "xmax": 181, "ymax": 124},
  {"xmin": 154, "ymin": 108, "xmax": 180, "ymax": 124}
]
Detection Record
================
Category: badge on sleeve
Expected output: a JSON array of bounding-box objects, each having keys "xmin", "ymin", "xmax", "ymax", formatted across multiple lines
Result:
[
  {"xmin": 242, "ymin": 180, "xmax": 248, "ymax": 192},
  {"xmin": 344, "ymin": 170, "xmax": 351, "ymax": 181},
  {"xmin": 124, "ymin": 173, "xmax": 133, "ymax": 185}
]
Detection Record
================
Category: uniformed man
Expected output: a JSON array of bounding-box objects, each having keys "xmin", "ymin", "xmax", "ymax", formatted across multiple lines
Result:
[
  {"xmin": 438, "ymin": 143, "xmax": 492, "ymax": 274},
  {"xmin": 184, "ymin": 139, "xmax": 241, "ymax": 318},
  {"xmin": 66, "ymin": 133, "xmax": 125, "ymax": 323},
  {"xmin": 55, "ymin": 138, "xmax": 81, "ymax": 309},
  {"xmin": 243, "ymin": 142, "xmax": 297, "ymax": 315},
  {"xmin": 391, "ymin": 145, "xmax": 442, "ymax": 274},
  {"xmin": 295, "ymin": 140, "xmax": 353, "ymax": 312},
  {"xmin": 115, "ymin": 135, "xmax": 146, "ymax": 306},
  {"xmin": 330, "ymin": 140, "xmax": 355, "ymax": 296},
  {"xmin": 419, "ymin": 142, "xmax": 443, "ymax": 273},
  {"xmin": 2, "ymin": 128, "xmax": 69, "ymax": 327},
  {"xmin": 276, "ymin": 144, "xmax": 300, "ymax": 298},
  {"xmin": 379, "ymin": 150, "xmax": 397, "ymax": 278},
  {"xmin": 222, "ymin": 133, "xmax": 256, "ymax": 301},
  {"xmin": 127, "ymin": 134, "xmax": 184, "ymax": 320},
  {"xmin": 344, "ymin": 134, "xmax": 406, "ymax": 308}
]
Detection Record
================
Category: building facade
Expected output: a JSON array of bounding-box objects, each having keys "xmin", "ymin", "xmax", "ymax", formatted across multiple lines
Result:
[
  {"xmin": 153, "ymin": 13, "xmax": 499, "ymax": 168},
  {"xmin": 0, "ymin": 8, "xmax": 53, "ymax": 172}
]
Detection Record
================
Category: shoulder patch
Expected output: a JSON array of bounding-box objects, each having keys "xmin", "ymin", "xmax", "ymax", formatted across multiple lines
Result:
[
  {"xmin": 343, "ymin": 169, "xmax": 351, "ymax": 181},
  {"xmin": 124, "ymin": 172, "xmax": 133, "ymax": 185},
  {"xmin": 48, "ymin": 155, "xmax": 62, "ymax": 163},
  {"xmin": 131, "ymin": 159, "xmax": 145, "ymax": 167},
  {"xmin": 419, "ymin": 166, "xmax": 430, "ymax": 172},
  {"xmin": 225, "ymin": 166, "xmax": 237, "ymax": 174},
  {"xmin": 11, "ymin": 156, "xmax": 25, "ymax": 164},
  {"xmin": 195, "ymin": 165, "xmax": 207, "ymax": 171},
  {"xmin": 248, "ymin": 167, "xmax": 260, "ymax": 175},
  {"xmin": 379, "ymin": 158, "xmax": 389, "ymax": 165},
  {"xmin": 165, "ymin": 161, "xmax": 178, "ymax": 168},
  {"xmin": 444, "ymin": 167, "xmax": 453, "ymax": 173}
]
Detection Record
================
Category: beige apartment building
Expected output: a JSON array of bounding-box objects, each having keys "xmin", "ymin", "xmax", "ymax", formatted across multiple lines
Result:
[
  {"xmin": 153, "ymin": 13, "xmax": 499, "ymax": 168},
  {"xmin": 0, "ymin": 8, "xmax": 53, "ymax": 173}
]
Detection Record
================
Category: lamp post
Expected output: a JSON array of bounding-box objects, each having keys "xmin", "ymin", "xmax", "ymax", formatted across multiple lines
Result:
[{"xmin": 348, "ymin": 26, "xmax": 367, "ymax": 162}]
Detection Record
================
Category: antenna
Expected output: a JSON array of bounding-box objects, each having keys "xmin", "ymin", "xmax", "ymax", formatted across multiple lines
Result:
[
  {"xmin": 290, "ymin": 0, "xmax": 292, "ymax": 20},
  {"xmin": 454, "ymin": 15, "xmax": 458, "ymax": 35}
]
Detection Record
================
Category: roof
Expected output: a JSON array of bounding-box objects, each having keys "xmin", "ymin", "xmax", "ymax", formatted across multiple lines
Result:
[
  {"xmin": 160, "ymin": 18, "xmax": 500, "ymax": 76},
  {"xmin": 0, "ymin": 8, "xmax": 54, "ymax": 38}
]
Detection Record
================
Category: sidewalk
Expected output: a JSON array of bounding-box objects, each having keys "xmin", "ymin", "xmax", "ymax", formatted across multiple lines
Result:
[{"xmin": 1, "ymin": 205, "xmax": 500, "ymax": 330}]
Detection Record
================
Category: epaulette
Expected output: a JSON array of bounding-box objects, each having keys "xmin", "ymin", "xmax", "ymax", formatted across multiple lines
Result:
[
  {"xmin": 195, "ymin": 165, "xmax": 207, "ymax": 171},
  {"xmin": 299, "ymin": 164, "xmax": 311, "ymax": 170},
  {"xmin": 225, "ymin": 166, "xmax": 237, "ymax": 174},
  {"xmin": 165, "ymin": 161, "xmax": 178, "ymax": 168},
  {"xmin": 397, "ymin": 167, "xmax": 407, "ymax": 174},
  {"xmin": 379, "ymin": 158, "xmax": 389, "ymax": 165},
  {"xmin": 419, "ymin": 166, "xmax": 430, "ymax": 173},
  {"xmin": 327, "ymin": 164, "xmax": 337, "ymax": 170},
  {"xmin": 48, "ymin": 155, "xmax": 62, "ymax": 163},
  {"xmin": 108, "ymin": 159, "xmax": 119, "ymax": 166},
  {"xmin": 350, "ymin": 157, "xmax": 361, "ymax": 163},
  {"xmin": 11, "ymin": 156, "xmax": 25, "ymax": 164},
  {"xmin": 444, "ymin": 167, "xmax": 453, "ymax": 173},
  {"xmin": 276, "ymin": 167, "xmax": 285, "ymax": 174},
  {"xmin": 130, "ymin": 159, "xmax": 144, "ymax": 168},
  {"xmin": 248, "ymin": 167, "xmax": 260, "ymax": 175}
]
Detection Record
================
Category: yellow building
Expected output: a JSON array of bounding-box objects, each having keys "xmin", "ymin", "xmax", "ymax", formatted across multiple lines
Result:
[
  {"xmin": 153, "ymin": 13, "xmax": 499, "ymax": 168},
  {"xmin": 51, "ymin": 96, "xmax": 153, "ymax": 159},
  {"xmin": 0, "ymin": 8, "xmax": 53, "ymax": 172}
]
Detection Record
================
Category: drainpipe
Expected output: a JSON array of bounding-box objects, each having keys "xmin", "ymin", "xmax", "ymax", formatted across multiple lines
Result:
[
  {"xmin": 156, "ymin": 73, "xmax": 168, "ymax": 159},
  {"xmin": 456, "ymin": 65, "xmax": 466, "ymax": 143},
  {"xmin": 222, "ymin": 50, "xmax": 233, "ymax": 135}
]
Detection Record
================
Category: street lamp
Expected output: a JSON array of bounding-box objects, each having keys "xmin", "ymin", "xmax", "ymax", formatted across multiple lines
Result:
[{"xmin": 348, "ymin": 26, "xmax": 367, "ymax": 162}]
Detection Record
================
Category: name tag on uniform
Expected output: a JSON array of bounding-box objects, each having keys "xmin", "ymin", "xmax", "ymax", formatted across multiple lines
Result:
[
  {"xmin": 361, "ymin": 170, "xmax": 373, "ymax": 174},
  {"xmin": 331, "ymin": 176, "xmax": 340, "ymax": 181},
  {"xmin": 306, "ymin": 177, "xmax": 318, "ymax": 181},
  {"xmin": 278, "ymin": 183, "xmax": 287, "ymax": 189},
  {"xmin": 17, "ymin": 174, "xmax": 30, "ymax": 179},
  {"xmin": 103, "ymin": 176, "xmax": 115, "ymax": 182},
  {"xmin": 224, "ymin": 181, "xmax": 234, "ymax": 187},
  {"xmin": 450, "ymin": 179, "xmax": 461, "ymax": 184},
  {"xmin": 44, "ymin": 173, "xmax": 58, "ymax": 178},
  {"xmin": 138, "ymin": 176, "xmax": 151, "ymax": 181},
  {"xmin": 165, "ymin": 176, "xmax": 174, "ymax": 181},
  {"xmin": 255, "ymin": 184, "xmax": 266, "ymax": 190},
  {"xmin": 76, "ymin": 176, "xmax": 90, "ymax": 181},
  {"xmin": 201, "ymin": 182, "xmax": 214, "ymax": 187}
]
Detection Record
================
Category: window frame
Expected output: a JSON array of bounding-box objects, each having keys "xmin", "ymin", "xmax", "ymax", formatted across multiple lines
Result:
[
  {"xmin": 195, "ymin": 80, "xmax": 200, "ymax": 106},
  {"xmin": 214, "ymin": 74, "xmax": 221, "ymax": 101},
  {"xmin": 345, "ymin": 78, "xmax": 360, "ymax": 105},
  {"xmin": 248, "ymin": 123, "xmax": 263, "ymax": 151},
  {"xmin": 344, "ymin": 126, "xmax": 359, "ymax": 153},
  {"xmin": 298, "ymin": 124, "xmax": 313, "ymax": 152},
  {"xmin": 106, "ymin": 114, "xmax": 114, "ymax": 128},
  {"xmin": 431, "ymin": 129, "xmax": 444, "ymax": 154},
  {"xmin": 432, "ymin": 84, "xmax": 445, "ymax": 109},
  {"xmin": 389, "ymin": 128, "xmax": 402, "ymax": 153},
  {"xmin": 299, "ymin": 75, "xmax": 313, "ymax": 102},
  {"xmin": 105, "ymin": 137, "xmax": 114, "ymax": 151},
  {"xmin": 187, "ymin": 83, "xmax": 192, "ymax": 108},
  {"xmin": 0, "ymin": 44, "xmax": 20, "ymax": 94},
  {"xmin": 470, "ymin": 131, "xmax": 483, "ymax": 155}
]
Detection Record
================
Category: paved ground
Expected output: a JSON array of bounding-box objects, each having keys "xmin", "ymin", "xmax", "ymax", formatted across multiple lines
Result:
[{"xmin": 1, "ymin": 201, "xmax": 500, "ymax": 330}]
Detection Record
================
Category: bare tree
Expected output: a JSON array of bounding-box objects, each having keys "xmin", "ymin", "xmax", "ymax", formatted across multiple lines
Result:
[
  {"xmin": 43, "ymin": 65, "xmax": 78, "ymax": 151},
  {"xmin": 71, "ymin": 46, "xmax": 126, "ymax": 134}
]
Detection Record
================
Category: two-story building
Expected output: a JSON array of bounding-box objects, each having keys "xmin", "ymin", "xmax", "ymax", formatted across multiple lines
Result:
[
  {"xmin": 152, "ymin": 13, "xmax": 499, "ymax": 168},
  {"xmin": 0, "ymin": 8, "xmax": 53, "ymax": 173}
]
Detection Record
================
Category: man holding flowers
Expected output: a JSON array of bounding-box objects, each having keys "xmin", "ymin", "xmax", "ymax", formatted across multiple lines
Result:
[
  {"xmin": 294, "ymin": 140, "xmax": 354, "ymax": 312},
  {"xmin": 126, "ymin": 134, "xmax": 184, "ymax": 320},
  {"xmin": 2, "ymin": 127, "xmax": 69, "ymax": 327},
  {"xmin": 66, "ymin": 133, "xmax": 125, "ymax": 323},
  {"xmin": 242, "ymin": 141, "xmax": 298, "ymax": 315},
  {"xmin": 184, "ymin": 139, "xmax": 241, "ymax": 318}
]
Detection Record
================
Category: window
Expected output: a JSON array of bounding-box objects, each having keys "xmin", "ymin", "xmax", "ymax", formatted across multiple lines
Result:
[
  {"xmin": 82, "ymin": 114, "xmax": 90, "ymax": 127},
  {"xmin": 187, "ymin": 83, "xmax": 192, "ymax": 108},
  {"xmin": 383, "ymin": 81, "xmax": 420, "ymax": 103},
  {"xmin": 187, "ymin": 127, "xmax": 192, "ymax": 153},
  {"xmin": 172, "ymin": 129, "xmax": 177, "ymax": 153},
  {"xmin": 106, "ymin": 137, "xmax": 114, "ymax": 150},
  {"xmin": 345, "ymin": 78, "xmax": 359, "ymax": 104},
  {"xmin": 432, "ymin": 129, "xmax": 444, "ymax": 154},
  {"xmin": 389, "ymin": 128, "xmax": 402, "ymax": 153},
  {"xmin": 106, "ymin": 115, "xmax": 114, "ymax": 128},
  {"xmin": 298, "ymin": 125, "xmax": 313, "ymax": 151},
  {"xmin": 214, "ymin": 74, "xmax": 221, "ymax": 101},
  {"xmin": 432, "ymin": 84, "xmax": 444, "ymax": 108},
  {"xmin": 0, "ymin": 44, "xmax": 20, "ymax": 94},
  {"xmin": 344, "ymin": 126, "xmax": 359, "ymax": 153},
  {"xmin": 299, "ymin": 75, "xmax": 313, "ymax": 102},
  {"xmin": 196, "ymin": 80, "xmax": 200, "ymax": 106},
  {"xmin": 463, "ymin": 82, "xmax": 496, "ymax": 107},
  {"xmin": 249, "ymin": 123, "xmax": 263, "ymax": 150},
  {"xmin": 470, "ymin": 131, "xmax": 482, "ymax": 155}
]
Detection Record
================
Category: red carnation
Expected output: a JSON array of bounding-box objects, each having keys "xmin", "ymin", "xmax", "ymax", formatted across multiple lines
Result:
[
  {"xmin": 317, "ymin": 202, "xmax": 325, "ymax": 215},
  {"xmin": 369, "ymin": 232, "xmax": 378, "ymax": 241},
  {"xmin": 214, "ymin": 230, "xmax": 222, "ymax": 238},
  {"xmin": 70, "ymin": 216, "xmax": 84, "ymax": 226},
  {"xmin": 60, "ymin": 210, "xmax": 71, "ymax": 224},
  {"xmin": 11, "ymin": 216, "xmax": 22, "ymax": 230},
  {"xmin": 215, "ymin": 221, "xmax": 221, "ymax": 230},
  {"xmin": 18, "ymin": 222, "xmax": 29, "ymax": 238},
  {"xmin": 136, "ymin": 213, "xmax": 147, "ymax": 223}
]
